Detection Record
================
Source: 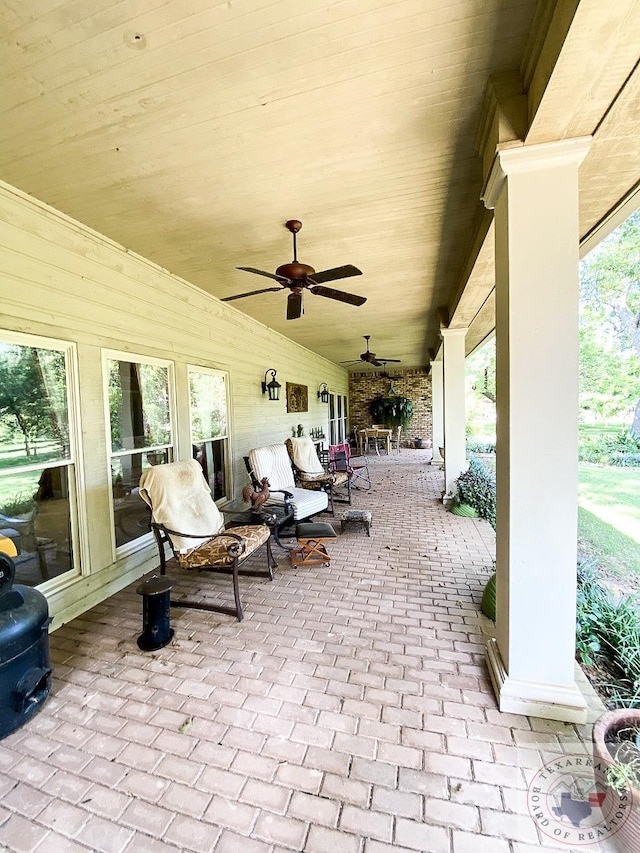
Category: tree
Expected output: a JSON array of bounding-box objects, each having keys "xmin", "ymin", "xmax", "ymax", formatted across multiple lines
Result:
[
  {"xmin": 580, "ymin": 210, "xmax": 640, "ymax": 434},
  {"xmin": 0, "ymin": 345, "xmax": 67, "ymax": 458}
]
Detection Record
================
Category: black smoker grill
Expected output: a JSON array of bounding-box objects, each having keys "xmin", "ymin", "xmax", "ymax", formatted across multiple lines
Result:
[{"xmin": 0, "ymin": 553, "xmax": 52, "ymax": 740}]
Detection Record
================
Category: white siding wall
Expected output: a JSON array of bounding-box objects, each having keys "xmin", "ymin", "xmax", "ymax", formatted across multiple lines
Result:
[{"xmin": 0, "ymin": 181, "xmax": 348, "ymax": 628}]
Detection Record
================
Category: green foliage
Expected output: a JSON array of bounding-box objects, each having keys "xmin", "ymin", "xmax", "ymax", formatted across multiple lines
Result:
[
  {"xmin": 606, "ymin": 753, "xmax": 640, "ymax": 796},
  {"xmin": 580, "ymin": 210, "xmax": 640, "ymax": 435},
  {"xmin": 369, "ymin": 396, "xmax": 414, "ymax": 428},
  {"xmin": 455, "ymin": 455, "xmax": 496, "ymax": 530},
  {"xmin": 0, "ymin": 491, "xmax": 36, "ymax": 517},
  {"xmin": 576, "ymin": 561, "xmax": 640, "ymax": 708},
  {"xmin": 579, "ymin": 428, "xmax": 640, "ymax": 466},
  {"xmin": 605, "ymin": 728, "xmax": 640, "ymax": 794},
  {"xmin": 466, "ymin": 439, "xmax": 496, "ymax": 454},
  {"xmin": 0, "ymin": 344, "xmax": 68, "ymax": 458}
]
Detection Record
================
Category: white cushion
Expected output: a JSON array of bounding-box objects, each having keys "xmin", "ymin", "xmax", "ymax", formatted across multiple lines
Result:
[
  {"xmin": 249, "ymin": 444, "xmax": 296, "ymax": 491},
  {"xmin": 265, "ymin": 485, "xmax": 328, "ymax": 520}
]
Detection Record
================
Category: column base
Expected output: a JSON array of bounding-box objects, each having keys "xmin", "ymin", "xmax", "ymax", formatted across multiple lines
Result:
[{"xmin": 486, "ymin": 638, "xmax": 588, "ymax": 724}]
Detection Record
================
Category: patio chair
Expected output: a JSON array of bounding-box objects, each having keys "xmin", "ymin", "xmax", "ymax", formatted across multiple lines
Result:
[
  {"xmin": 390, "ymin": 425, "xmax": 402, "ymax": 453},
  {"xmin": 329, "ymin": 442, "xmax": 371, "ymax": 491},
  {"xmin": 139, "ymin": 459, "xmax": 275, "ymax": 622},
  {"xmin": 245, "ymin": 443, "xmax": 329, "ymax": 534},
  {"xmin": 285, "ymin": 436, "xmax": 349, "ymax": 514}
]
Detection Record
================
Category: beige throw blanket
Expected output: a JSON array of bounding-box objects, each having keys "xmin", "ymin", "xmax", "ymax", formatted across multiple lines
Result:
[
  {"xmin": 139, "ymin": 459, "xmax": 224, "ymax": 553},
  {"xmin": 289, "ymin": 436, "xmax": 324, "ymax": 474}
]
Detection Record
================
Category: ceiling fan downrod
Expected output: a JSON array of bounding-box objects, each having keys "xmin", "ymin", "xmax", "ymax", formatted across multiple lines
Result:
[{"xmin": 285, "ymin": 219, "xmax": 302, "ymax": 262}]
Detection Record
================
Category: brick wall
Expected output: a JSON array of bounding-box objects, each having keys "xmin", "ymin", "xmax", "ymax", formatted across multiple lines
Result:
[{"xmin": 348, "ymin": 369, "xmax": 432, "ymax": 447}]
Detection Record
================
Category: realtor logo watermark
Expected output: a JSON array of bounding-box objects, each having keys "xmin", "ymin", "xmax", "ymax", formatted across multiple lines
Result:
[{"xmin": 527, "ymin": 753, "xmax": 631, "ymax": 845}]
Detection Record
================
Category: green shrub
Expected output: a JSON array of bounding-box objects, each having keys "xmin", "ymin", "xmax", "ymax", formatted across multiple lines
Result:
[
  {"xmin": 455, "ymin": 455, "xmax": 496, "ymax": 529},
  {"xmin": 578, "ymin": 428, "xmax": 640, "ymax": 467},
  {"xmin": 0, "ymin": 492, "xmax": 36, "ymax": 517},
  {"xmin": 576, "ymin": 560, "xmax": 640, "ymax": 707},
  {"xmin": 466, "ymin": 440, "xmax": 496, "ymax": 454}
]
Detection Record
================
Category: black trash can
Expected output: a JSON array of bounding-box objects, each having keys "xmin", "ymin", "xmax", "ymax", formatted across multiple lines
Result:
[
  {"xmin": 0, "ymin": 553, "xmax": 52, "ymax": 740},
  {"xmin": 137, "ymin": 574, "xmax": 175, "ymax": 651}
]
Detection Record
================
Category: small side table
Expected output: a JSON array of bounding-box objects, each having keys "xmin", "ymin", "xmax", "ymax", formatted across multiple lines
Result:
[
  {"xmin": 224, "ymin": 503, "xmax": 295, "ymax": 552},
  {"xmin": 291, "ymin": 522, "xmax": 337, "ymax": 568}
]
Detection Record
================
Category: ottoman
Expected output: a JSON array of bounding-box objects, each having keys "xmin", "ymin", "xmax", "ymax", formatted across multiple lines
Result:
[
  {"xmin": 340, "ymin": 509, "xmax": 372, "ymax": 536},
  {"xmin": 291, "ymin": 522, "xmax": 337, "ymax": 567}
]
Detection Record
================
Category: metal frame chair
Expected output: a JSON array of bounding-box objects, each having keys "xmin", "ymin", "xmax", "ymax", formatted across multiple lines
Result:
[
  {"xmin": 328, "ymin": 442, "xmax": 371, "ymax": 491},
  {"xmin": 285, "ymin": 437, "xmax": 349, "ymax": 514},
  {"xmin": 139, "ymin": 460, "xmax": 275, "ymax": 622},
  {"xmin": 244, "ymin": 444, "xmax": 329, "ymax": 544}
]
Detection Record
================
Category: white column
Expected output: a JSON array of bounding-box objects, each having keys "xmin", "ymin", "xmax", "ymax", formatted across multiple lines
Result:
[
  {"xmin": 482, "ymin": 137, "xmax": 591, "ymax": 723},
  {"xmin": 441, "ymin": 328, "xmax": 467, "ymax": 497},
  {"xmin": 430, "ymin": 358, "xmax": 444, "ymax": 465}
]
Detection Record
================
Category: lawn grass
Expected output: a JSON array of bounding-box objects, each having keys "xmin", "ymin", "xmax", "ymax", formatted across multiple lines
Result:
[{"xmin": 578, "ymin": 463, "xmax": 640, "ymax": 586}]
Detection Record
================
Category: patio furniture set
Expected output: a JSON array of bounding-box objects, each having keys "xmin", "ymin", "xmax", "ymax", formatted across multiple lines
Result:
[{"xmin": 139, "ymin": 436, "xmax": 373, "ymax": 625}]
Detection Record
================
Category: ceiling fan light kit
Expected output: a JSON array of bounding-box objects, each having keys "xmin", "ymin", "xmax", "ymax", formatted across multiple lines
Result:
[{"xmin": 222, "ymin": 220, "xmax": 367, "ymax": 320}]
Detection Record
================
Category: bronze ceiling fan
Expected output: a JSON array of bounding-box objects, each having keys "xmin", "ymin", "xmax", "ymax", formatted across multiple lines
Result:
[
  {"xmin": 222, "ymin": 220, "xmax": 367, "ymax": 320},
  {"xmin": 340, "ymin": 335, "xmax": 401, "ymax": 368}
]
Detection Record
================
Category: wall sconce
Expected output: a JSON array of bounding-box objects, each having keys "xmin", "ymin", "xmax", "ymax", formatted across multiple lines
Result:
[
  {"xmin": 317, "ymin": 383, "xmax": 329, "ymax": 404},
  {"xmin": 261, "ymin": 369, "xmax": 281, "ymax": 401}
]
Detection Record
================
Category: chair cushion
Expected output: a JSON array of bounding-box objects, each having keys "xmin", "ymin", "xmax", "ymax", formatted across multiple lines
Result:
[
  {"xmin": 295, "ymin": 522, "xmax": 338, "ymax": 540},
  {"xmin": 265, "ymin": 486, "xmax": 328, "ymax": 520},
  {"xmin": 178, "ymin": 524, "xmax": 270, "ymax": 568},
  {"xmin": 249, "ymin": 445, "xmax": 296, "ymax": 491},
  {"xmin": 297, "ymin": 470, "xmax": 349, "ymax": 487}
]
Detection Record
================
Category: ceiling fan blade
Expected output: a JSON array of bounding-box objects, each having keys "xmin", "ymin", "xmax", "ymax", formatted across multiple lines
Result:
[
  {"xmin": 287, "ymin": 292, "xmax": 303, "ymax": 320},
  {"xmin": 236, "ymin": 266, "xmax": 290, "ymax": 283},
  {"xmin": 309, "ymin": 265, "xmax": 362, "ymax": 284},
  {"xmin": 376, "ymin": 358, "xmax": 401, "ymax": 362},
  {"xmin": 370, "ymin": 359, "xmax": 383, "ymax": 367},
  {"xmin": 309, "ymin": 285, "xmax": 367, "ymax": 306},
  {"xmin": 221, "ymin": 286, "xmax": 283, "ymax": 302}
]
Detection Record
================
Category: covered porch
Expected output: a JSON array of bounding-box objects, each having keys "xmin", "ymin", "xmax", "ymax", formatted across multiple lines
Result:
[{"xmin": 0, "ymin": 452, "xmax": 608, "ymax": 853}]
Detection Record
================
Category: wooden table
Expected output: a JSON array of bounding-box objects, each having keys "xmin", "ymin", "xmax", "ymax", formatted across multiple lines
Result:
[{"xmin": 358, "ymin": 428, "xmax": 392, "ymax": 456}]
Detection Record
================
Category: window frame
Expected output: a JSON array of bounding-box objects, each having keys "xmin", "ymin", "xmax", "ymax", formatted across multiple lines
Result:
[
  {"xmin": 0, "ymin": 329, "xmax": 85, "ymax": 590},
  {"xmin": 187, "ymin": 364, "xmax": 232, "ymax": 505},
  {"xmin": 102, "ymin": 349, "xmax": 176, "ymax": 558}
]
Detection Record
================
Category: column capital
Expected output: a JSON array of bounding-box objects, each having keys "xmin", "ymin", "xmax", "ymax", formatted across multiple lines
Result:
[
  {"xmin": 439, "ymin": 327, "xmax": 467, "ymax": 341},
  {"xmin": 481, "ymin": 136, "xmax": 592, "ymax": 210}
]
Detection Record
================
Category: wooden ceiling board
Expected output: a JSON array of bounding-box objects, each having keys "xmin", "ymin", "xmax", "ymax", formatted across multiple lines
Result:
[{"xmin": 4, "ymin": 1, "xmax": 635, "ymax": 371}]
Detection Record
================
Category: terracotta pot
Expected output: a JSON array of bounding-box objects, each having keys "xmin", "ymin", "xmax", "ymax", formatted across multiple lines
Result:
[{"xmin": 593, "ymin": 708, "xmax": 640, "ymax": 851}]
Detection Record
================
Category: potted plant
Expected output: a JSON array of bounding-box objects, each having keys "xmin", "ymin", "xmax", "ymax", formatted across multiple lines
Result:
[
  {"xmin": 593, "ymin": 708, "xmax": 640, "ymax": 850},
  {"xmin": 369, "ymin": 395, "xmax": 414, "ymax": 430}
]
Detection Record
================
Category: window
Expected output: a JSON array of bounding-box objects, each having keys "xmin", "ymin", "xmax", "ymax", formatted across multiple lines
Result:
[
  {"xmin": 329, "ymin": 392, "xmax": 348, "ymax": 445},
  {"xmin": 0, "ymin": 335, "xmax": 80, "ymax": 586},
  {"xmin": 105, "ymin": 355, "xmax": 174, "ymax": 549},
  {"xmin": 189, "ymin": 366, "xmax": 230, "ymax": 502}
]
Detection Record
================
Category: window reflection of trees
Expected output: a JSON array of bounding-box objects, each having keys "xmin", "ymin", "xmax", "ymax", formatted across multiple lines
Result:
[
  {"xmin": 0, "ymin": 342, "xmax": 76, "ymax": 586},
  {"xmin": 107, "ymin": 358, "xmax": 173, "ymax": 549}
]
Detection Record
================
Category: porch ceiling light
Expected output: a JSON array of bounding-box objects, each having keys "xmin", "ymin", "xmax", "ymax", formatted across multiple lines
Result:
[
  {"xmin": 317, "ymin": 383, "xmax": 329, "ymax": 404},
  {"xmin": 262, "ymin": 369, "xmax": 281, "ymax": 401}
]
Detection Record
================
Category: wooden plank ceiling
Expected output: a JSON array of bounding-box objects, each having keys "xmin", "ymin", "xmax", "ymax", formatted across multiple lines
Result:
[{"xmin": 1, "ymin": 1, "xmax": 637, "ymax": 369}]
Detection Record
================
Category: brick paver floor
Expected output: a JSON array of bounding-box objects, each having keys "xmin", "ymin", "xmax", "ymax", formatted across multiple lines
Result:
[{"xmin": 0, "ymin": 451, "xmax": 618, "ymax": 852}]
